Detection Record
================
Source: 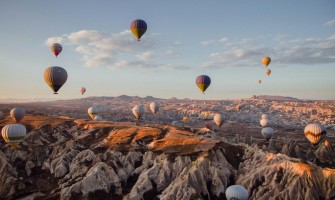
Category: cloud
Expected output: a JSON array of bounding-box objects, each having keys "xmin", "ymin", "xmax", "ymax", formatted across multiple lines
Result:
[
  {"xmin": 325, "ymin": 18, "xmax": 335, "ymax": 26},
  {"xmin": 200, "ymin": 33, "xmax": 335, "ymax": 69},
  {"xmin": 44, "ymin": 37, "xmax": 64, "ymax": 45}
]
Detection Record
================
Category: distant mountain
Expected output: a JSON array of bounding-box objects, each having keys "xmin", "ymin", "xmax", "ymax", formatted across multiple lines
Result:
[{"xmin": 257, "ymin": 95, "xmax": 301, "ymax": 101}]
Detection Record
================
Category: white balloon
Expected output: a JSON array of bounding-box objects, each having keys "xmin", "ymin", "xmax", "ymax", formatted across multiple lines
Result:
[
  {"xmin": 132, "ymin": 105, "xmax": 144, "ymax": 120},
  {"xmin": 225, "ymin": 185, "xmax": 249, "ymax": 200},
  {"xmin": 213, "ymin": 114, "xmax": 225, "ymax": 127},
  {"xmin": 150, "ymin": 102, "xmax": 159, "ymax": 114},
  {"xmin": 261, "ymin": 127, "xmax": 274, "ymax": 140},
  {"xmin": 260, "ymin": 119, "xmax": 269, "ymax": 127},
  {"xmin": 94, "ymin": 115, "xmax": 103, "ymax": 121}
]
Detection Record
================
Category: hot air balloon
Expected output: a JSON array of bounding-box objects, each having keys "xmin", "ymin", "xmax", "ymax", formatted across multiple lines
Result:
[
  {"xmin": 1, "ymin": 124, "xmax": 26, "ymax": 147},
  {"xmin": 183, "ymin": 117, "xmax": 189, "ymax": 124},
  {"xmin": 150, "ymin": 102, "xmax": 159, "ymax": 115},
  {"xmin": 304, "ymin": 123, "xmax": 327, "ymax": 146},
  {"xmin": 94, "ymin": 115, "xmax": 103, "ymax": 121},
  {"xmin": 130, "ymin": 19, "xmax": 147, "ymax": 41},
  {"xmin": 261, "ymin": 127, "xmax": 274, "ymax": 140},
  {"xmin": 213, "ymin": 114, "xmax": 225, "ymax": 127},
  {"xmin": 262, "ymin": 57, "xmax": 271, "ymax": 67},
  {"xmin": 236, "ymin": 105, "xmax": 242, "ymax": 112},
  {"xmin": 225, "ymin": 185, "xmax": 249, "ymax": 200},
  {"xmin": 50, "ymin": 43, "xmax": 62, "ymax": 57},
  {"xmin": 132, "ymin": 105, "xmax": 144, "ymax": 120},
  {"xmin": 260, "ymin": 119, "xmax": 269, "ymax": 127},
  {"xmin": 196, "ymin": 75, "xmax": 211, "ymax": 94},
  {"xmin": 0, "ymin": 111, "xmax": 3, "ymax": 119},
  {"xmin": 261, "ymin": 114, "xmax": 268, "ymax": 119},
  {"xmin": 205, "ymin": 122, "xmax": 212, "ymax": 130},
  {"xmin": 10, "ymin": 108, "xmax": 25, "ymax": 123},
  {"xmin": 88, "ymin": 106, "xmax": 99, "ymax": 120},
  {"xmin": 44, "ymin": 66, "xmax": 68, "ymax": 94},
  {"xmin": 265, "ymin": 69, "xmax": 271, "ymax": 76},
  {"xmin": 258, "ymin": 80, "xmax": 261, "ymax": 84},
  {"xmin": 203, "ymin": 112, "xmax": 209, "ymax": 119},
  {"xmin": 80, "ymin": 87, "xmax": 86, "ymax": 95}
]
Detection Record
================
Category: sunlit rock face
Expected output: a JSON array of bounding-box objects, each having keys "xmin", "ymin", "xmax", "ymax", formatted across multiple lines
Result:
[{"xmin": 237, "ymin": 151, "xmax": 335, "ymax": 200}]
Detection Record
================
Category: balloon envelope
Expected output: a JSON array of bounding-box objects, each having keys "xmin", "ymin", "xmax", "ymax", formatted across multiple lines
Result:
[
  {"xmin": 196, "ymin": 75, "xmax": 211, "ymax": 94},
  {"xmin": 1, "ymin": 124, "xmax": 26, "ymax": 146},
  {"xmin": 50, "ymin": 43, "xmax": 62, "ymax": 57},
  {"xmin": 262, "ymin": 57, "xmax": 271, "ymax": 67},
  {"xmin": 0, "ymin": 111, "xmax": 3, "ymax": 119},
  {"xmin": 150, "ymin": 102, "xmax": 159, "ymax": 114},
  {"xmin": 183, "ymin": 117, "xmax": 189, "ymax": 124},
  {"xmin": 205, "ymin": 122, "xmax": 212, "ymax": 130},
  {"xmin": 10, "ymin": 108, "xmax": 25, "ymax": 123},
  {"xmin": 172, "ymin": 121, "xmax": 179, "ymax": 126},
  {"xmin": 80, "ymin": 87, "xmax": 86, "ymax": 95},
  {"xmin": 225, "ymin": 185, "xmax": 249, "ymax": 200},
  {"xmin": 236, "ymin": 105, "xmax": 242, "ymax": 112},
  {"xmin": 304, "ymin": 123, "xmax": 327, "ymax": 145},
  {"xmin": 265, "ymin": 69, "xmax": 271, "ymax": 76},
  {"xmin": 261, "ymin": 127, "xmax": 274, "ymax": 140},
  {"xmin": 88, "ymin": 106, "xmax": 99, "ymax": 120},
  {"xmin": 213, "ymin": 114, "xmax": 224, "ymax": 127},
  {"xmin": 258, "ymin": 80, "xmax": 261, "ymax": 84},
  {"xmin": 44, "ymin": 66, "xmax": 68, "ymax": 94},
  {"xmin": 132, "ymin": 105, "xmax": 144, "ymax": 120},
  {"xmin": 130, "ymin": 19, "xmax": 147, "ymax": 41}
]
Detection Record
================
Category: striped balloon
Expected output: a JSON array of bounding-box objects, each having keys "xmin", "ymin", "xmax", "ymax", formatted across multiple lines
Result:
[
  {"xmin": 50, "ymin": 43, "xmax": 62, "ymax": 57},
  {"xmin": 304, "ymin": 123, "xmax": 327, "ymax": 145},
  {"xmin": 44, "ymin": 66, "xmax": 68, "ymax": 94},
  {"xmin": 196, "ymin": 75, "xmax": 211, "ymax": 94},
  {"xmin": 225, "ymin": 185, "xmax": 249, "ymax": 200},
  {"xmin": 130, "ymin": 19, "xmax": 147, "ymax": 41},
  {"xmin": 1, "ymin": 124, "xmax": 26, "ymax": 147}
]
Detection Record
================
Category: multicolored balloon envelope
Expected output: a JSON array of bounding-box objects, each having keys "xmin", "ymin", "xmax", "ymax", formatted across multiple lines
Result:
[
  {"xmin": 196, "ymin": 75, "xmax": 211, "ymax": 94},
  {"xmin": 1, "ymin": 124, "xmax": 26, "ymax": 147},
  {"xmin": 50, "ymin": 43, "xmax": 62, "ymax": 57},
  {"xmin": 44, "ymin": 66, "xmax": 68, "ymax": 94},
  {"xmin": 304, "ymin": 123, "xmax": 327, "ymax": 145},
  {"xmin": 130, "ymin": 19, "xmax": 147, "ymax": 41}
]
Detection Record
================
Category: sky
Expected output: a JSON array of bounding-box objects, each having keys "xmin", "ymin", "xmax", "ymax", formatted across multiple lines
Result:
[{"xmin": 0, "ymin": 0, "xmax": 335, "ymax": 100}]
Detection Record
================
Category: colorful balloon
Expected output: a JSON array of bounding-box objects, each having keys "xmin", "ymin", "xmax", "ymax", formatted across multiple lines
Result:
[
  {"xmin": 132, "ymin": 105, "xmax": 144, "ymax": 120},
  {"xmin": 10, "ymin": 108, "xmax": 25, "ymax": 123},
  {"xmin": 44, "ymin": 66, "xmax": 68, "ymax": 94},
  {"xmin": 50, "ymin": 43, "xmax": 62, "ymax": 57},
  {"xmin": 130, "ymin": 19, "xmax": 147, "ymax": 41},
  {"xmin": 304, "ymin": 123, "xmax": 327, "ymax": 145},
  {"xmin": 265, "ymin": 69, "xmax": 271, "ymax": 76},
  {"xmin": 183, "ymin": 117, "xmax": 189, "ymax": 124},
  {"xmin": 1, "ymin": 124, "xmax": 26, "ymax": 147},
  {"xmin": 150, "ymin": 102, "xmax": 159, "ymax": 115},
  {"xmin": 80, "ymin": 87, "xmax": 86, "ymax": 95},
  {"xmin": 262, "ymin": 57, "xmax": 271, "ymax": 67},
  {"xmin": 196, "ymin": 75, "xmax": 211, "ymax": 94},
  {"xmin": 261, "ymin": 127, "xmax": 274, "ymax": 140},
  {"xmin": 88, "ymin": 106, "xmax": 99, "ymax": 120},
  {"xmin": 213, "ymin": 114, "xmax": 225, "ymax": 127},
  {"xmin": 225, "ymin": 185, "xmax": 249, "ymax": 200},
  {"xmin": 236, "ymin": 105, "xmax": 242, "ymax": 112}
]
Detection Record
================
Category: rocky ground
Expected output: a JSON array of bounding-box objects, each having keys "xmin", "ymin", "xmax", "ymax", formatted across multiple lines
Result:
[{"xmin": 0, "ymin": 116, "xmax": 334, "ymax": 200}]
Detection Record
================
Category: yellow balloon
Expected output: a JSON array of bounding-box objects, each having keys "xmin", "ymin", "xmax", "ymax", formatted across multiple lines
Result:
[{"xmin": 183, "ymin": 117, "xmax": 189, "ymax": 123}]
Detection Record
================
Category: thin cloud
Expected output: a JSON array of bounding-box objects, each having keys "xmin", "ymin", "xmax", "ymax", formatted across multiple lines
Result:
[{"xmin": 325, "ymin": 18, "xmax": 335, "ymax": 26}]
